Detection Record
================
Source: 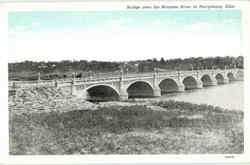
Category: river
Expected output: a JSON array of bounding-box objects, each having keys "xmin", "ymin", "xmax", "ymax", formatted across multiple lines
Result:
[{"xmin": 160, "ymin": 81, "xmax": 244, "ymax": 111}]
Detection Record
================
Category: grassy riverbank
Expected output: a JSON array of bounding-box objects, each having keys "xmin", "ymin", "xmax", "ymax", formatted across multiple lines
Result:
[{"xmin": 9, "ymin": 100, "xmax": 243, "ymax": 155}]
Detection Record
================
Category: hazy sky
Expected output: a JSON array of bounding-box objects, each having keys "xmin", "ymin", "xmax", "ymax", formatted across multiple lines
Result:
[{"xmin": 8, "ymin": 10, "xmax": 242, "ymax": 62}]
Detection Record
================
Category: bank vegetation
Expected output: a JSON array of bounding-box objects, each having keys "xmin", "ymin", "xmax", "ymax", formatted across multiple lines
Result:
[{"xmin": 9, "ymin": 99, "xmax": 243, "ymax": 155}]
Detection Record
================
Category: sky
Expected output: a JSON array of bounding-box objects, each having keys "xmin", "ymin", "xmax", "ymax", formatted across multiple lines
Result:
[{"xmin": 8, "ymin": 10, "xmax": 242, "ymax": 62}]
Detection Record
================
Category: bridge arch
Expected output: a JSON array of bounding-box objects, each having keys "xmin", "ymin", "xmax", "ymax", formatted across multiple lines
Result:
[
  {"xmin": 215, "ymin": 73, "xmax": 225, "ymax": 84},
  {"xmin": 85, "ymin": 84, "xmax": 120, "ymax": 101},
  {"xmin": 182, "ymin": 76, "xmax": 198, "ymax": 90},
  {"xmin": 201, "ymin": 74, "xmax": 213, "ymax": 87},
  {"xmin": 227, "ymin": 72, "xmax": 236, "ymax": 82},
  {"xmin": 126, "ymin": 80, "xmax": 154, "ymax": 98},
  {"xmin": 159, "ymin": 78, "xmax": 179, "ymax": 94},
  {"xmin": 235, "ymin": 70, "xmax": 243, "ymax": 80}
]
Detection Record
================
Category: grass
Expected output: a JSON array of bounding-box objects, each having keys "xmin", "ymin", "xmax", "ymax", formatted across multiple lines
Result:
[{"xmin": 9, "ymin": 101, "xmax": 244, "ymax": 155}]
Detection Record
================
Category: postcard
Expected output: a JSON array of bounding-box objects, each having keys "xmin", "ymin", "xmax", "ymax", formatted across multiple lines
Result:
[{"xmin": 0, "ymin": 0, "xmax": 249, "ymax": 164}]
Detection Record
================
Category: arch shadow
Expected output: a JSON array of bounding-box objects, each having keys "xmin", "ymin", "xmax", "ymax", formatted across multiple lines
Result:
[
  {"xmin": 215, "ymin": 73, "xmax": 225, "ymax": 84},
  {"xmin": 227, "ymin": 72, "xmax": 236, "ymax": 82},
  {"xmin": 201, "ymin": 74, "xmax": 213, "ymax": 87},
  {"xmin": 127, "ymin": 81, "xmax": 154, "ymax": 98},
  {"xmin": 183, "ymin": 76, "xmax": 198, "ymax": 90},
  {"xmin": 159, "ymin": 78, "xmax": 179, "ymax": 94},
  {"xmin": 85, "ymin": 84, "xmax": 120, "ymax": 102}
]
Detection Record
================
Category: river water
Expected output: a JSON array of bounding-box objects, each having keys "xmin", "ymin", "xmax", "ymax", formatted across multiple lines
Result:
[{"xmin": 160, "ymin": 81, "xmax": 244, "ymax": 111}]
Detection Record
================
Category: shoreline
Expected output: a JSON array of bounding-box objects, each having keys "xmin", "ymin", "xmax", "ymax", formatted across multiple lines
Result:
[
  {"xmin": 8, "ymin": 87, "xmax": 244, "ymax": 155},
  {"xmin": 9, "ymin": 95, "xmax": 243, "ymax": 114},
  {"xmin": 9, "ymin": 97, "xmax": 244, "ymax": 155},
  {"xmin": 8, "ymin": 80, "xmax": 243, "ymax": 114}
]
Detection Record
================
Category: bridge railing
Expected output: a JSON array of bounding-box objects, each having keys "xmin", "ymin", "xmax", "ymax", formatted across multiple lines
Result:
[
  {"xmin": 8, "ymin": 69, "xmax": 242, "ymax": 89},
  {"xmin": 8, "ymin": 80, "xmax": 56, "ymax": 89}
]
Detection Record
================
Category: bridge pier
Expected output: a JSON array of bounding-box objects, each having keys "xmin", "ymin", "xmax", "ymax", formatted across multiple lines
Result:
[
  {"xmin": 70, "ymin": 79, "xmax": 77, "ymax": 96},
  {"xmin": 177, "ymin": 82, "xmax": 185, "ymax": 92},
  {"xmin": 119, "ymin": 72, "xmax": 129, "ymax": 100},
  {"xmin": 197, "ymin": 80, "xmax": 203, "ymax": 89},
  {"xmin": 223, "ymin": 77, "xmax": 229, "ymax": 84},
  {"xmin": 153, "ymin": 86, "xmax": 161, "ymax": 97},
  {"xmin": 217, "ymin": 77, "xmax": 229, "ymax": 84},
  {"xmin": 120, "ymin": 88, "xmax": 128, "ymax": 101},
  {"xmin": 210, "ymin": 78, "xmax": 218, "ymax": 86},
  {"xmin": 153, "ymin": 72, "xmax": 161, "ymax": 97},
  {"xmin": 203, "ymin": 77, "xmax": 217, "ymax": 86},
  {"xmin": 74, "ymin": 90, "xmax": 89, "ymax": 100}
]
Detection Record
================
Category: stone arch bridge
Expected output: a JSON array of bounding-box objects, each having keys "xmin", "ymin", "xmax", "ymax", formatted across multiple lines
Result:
[{"xmin": 9, "ymin": 69, "xmax": 243, "ymax": 101}]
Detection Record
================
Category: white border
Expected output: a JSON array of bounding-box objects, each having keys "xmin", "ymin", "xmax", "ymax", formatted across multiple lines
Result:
[{"xmin": 0, "ymin": 1, "xmax": 249, "ymax": 164}]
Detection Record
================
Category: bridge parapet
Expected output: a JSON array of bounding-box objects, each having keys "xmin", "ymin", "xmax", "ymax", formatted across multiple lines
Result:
[
  {"xmin": 9, "ymin": 69, "xmax": 243, "ymax": 90},
  {"xmin": 8, "ymin": 68, "xmax": 243, "ymax": 101}
]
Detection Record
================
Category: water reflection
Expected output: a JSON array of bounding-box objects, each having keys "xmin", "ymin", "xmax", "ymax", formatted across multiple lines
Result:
[{"xmin": 161, "ymin": 81, "xmax": 243, "ymax": 111}]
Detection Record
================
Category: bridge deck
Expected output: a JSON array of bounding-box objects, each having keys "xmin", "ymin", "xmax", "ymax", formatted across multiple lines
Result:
[{"xmin": 8, "ymin": 69, "xmax": 242, "ymax": 89}]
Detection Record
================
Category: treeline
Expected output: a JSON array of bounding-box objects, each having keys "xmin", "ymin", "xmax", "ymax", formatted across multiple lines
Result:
[
  {"xmin": 8, "ymin": 60, "xmax": 121, "ymax": 73},
  {"xmin": 8, "ymin": 56, "xmax": 243, "ymax": 81},
  {"xmin": 138, "ymin": 56, "xmax": 243, "ymax": 72}
]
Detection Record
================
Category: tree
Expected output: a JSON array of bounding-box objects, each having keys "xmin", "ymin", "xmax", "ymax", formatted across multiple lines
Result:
[
  {"xmin": 160, "ymin": 57, "xmax": 165, "ymax": 65},
  {"xmin": 8, "ymin": 56, "xmax": 244, "ymax": 80}
]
